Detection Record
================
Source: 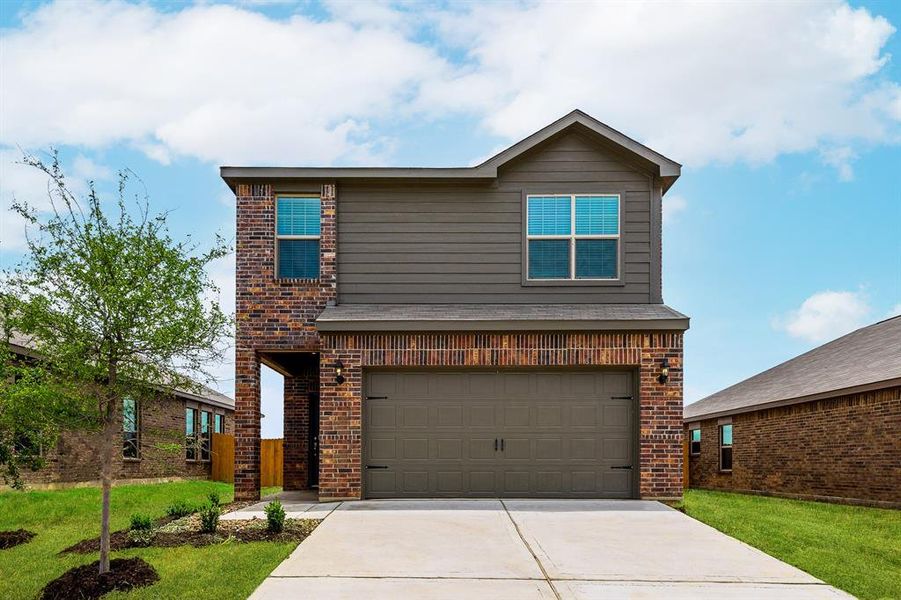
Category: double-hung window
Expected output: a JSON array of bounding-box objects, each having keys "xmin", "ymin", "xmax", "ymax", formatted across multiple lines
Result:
[
  {"xmin": 123, "ymin": 397, "xmax": 139, "ymax": 459},
  {"xmin": 689, "ymin": 428, "xmax": 701, "ymax": 456},
  {"xmin": 185, "ymin": 407, "xmax": 197, "ymax": 461},
  {"xmin": 719, "ymin": 424, "xmax": 733, "ymax": 472},
  {"xmin": 214, "ymin": 414, "xmax": 224, "ymax": 434},
  {"xmin": 526, "ymin": 194, "xmax": 620, "ymax": 280},
  {"xmin": 276, "ymin": 196, "xmax": 321, "ymax": 279},
  {"xmin": 200, "ymin": 410, "xmax": 211, "ymax": 462}
]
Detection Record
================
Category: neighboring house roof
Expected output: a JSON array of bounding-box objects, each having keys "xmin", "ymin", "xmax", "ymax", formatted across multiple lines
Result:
[
  {"xmin": 684, "ymin": 316, "xmax": 901, "ymax": 421},
  {"xmin": 317, "ymin": 303, "xmax": 689, "ymax": 332},
  {"xmin": 220, "ymin": 109, "xmax": 682, "ymax": 193},
  {"xmin": 5, "ymin": 333, "xmax": 234, "ymax": 410}
]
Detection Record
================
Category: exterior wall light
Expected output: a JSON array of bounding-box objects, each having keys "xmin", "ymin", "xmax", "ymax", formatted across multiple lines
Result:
[
  {"xmin": 335, "ymin": 359, "xmax": 345, "ymax": 384},
  {"xmin": 658, "ymin": 357, "xmax": 670, "ymax": 384}
]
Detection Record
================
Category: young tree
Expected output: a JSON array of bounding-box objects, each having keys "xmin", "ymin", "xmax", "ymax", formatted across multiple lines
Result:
[{"xmin": 1, "ymin": 152, "xmax": 231, "ymax": 574}]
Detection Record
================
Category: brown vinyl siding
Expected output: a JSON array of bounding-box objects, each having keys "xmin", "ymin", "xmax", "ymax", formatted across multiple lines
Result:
[{"xmin": 324, "ymin": 132, "xmax": 658, "ymax": 304}]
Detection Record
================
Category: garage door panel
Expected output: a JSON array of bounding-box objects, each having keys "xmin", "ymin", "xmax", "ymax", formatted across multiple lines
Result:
[{"xmin": 363, "ymin": 370, "xmax": 635, "ymax": 499}]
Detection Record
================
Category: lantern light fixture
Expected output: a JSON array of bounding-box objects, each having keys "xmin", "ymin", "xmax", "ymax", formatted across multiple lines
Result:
[
  {"xmin": 658, "ymin": 357, "xmax": 670, "ymax": 384},
  {"xmin": 335, "ymin": 360, "xmax": 345, "ymax": 384}
]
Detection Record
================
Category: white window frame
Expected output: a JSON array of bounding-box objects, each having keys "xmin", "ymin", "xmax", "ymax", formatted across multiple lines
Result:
[
  {"xmin": 525, "ymin": 193, "xmax": 621, "ymax": 281},
  {"xmin": 275, "ymin": 194, "xmax": 321, "ymax": 280}
]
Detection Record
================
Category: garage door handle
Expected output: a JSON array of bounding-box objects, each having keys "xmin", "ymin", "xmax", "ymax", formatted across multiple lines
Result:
[
  {"xmin": 494, "ymin": 438, "xmax": 498, "ymax": 451},
  {"xmin": 501, "ymin": 438, "xmax": 505, "ymax": 451},
  {"xmin": 611, "ymin": 465, "xmax": 632, "ymax": 470},
  {"xmin": 366, "ymin": 465, "xmax": 389, "ymax": 470}
]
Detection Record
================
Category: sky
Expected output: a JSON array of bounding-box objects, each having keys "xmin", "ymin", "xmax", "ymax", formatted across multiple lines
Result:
[{"xmin": 1, "ymin": 0, "xmax": 899, "ymax": 438}]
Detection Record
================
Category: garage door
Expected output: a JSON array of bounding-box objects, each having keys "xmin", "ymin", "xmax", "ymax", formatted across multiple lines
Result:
[{"xmin": 363, "ymin": 370, "xmax": 636, "ymax": 499}]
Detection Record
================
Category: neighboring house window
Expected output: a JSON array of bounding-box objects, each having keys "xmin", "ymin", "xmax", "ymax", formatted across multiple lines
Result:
[
  {"xmin": 276, "ymin": 196, "xmax": 320, "ymax": 279},
  {"xmin": 214, "ymin": 414, "xmax": 224, "ymax": 434},
  {"xmin": 123, "ymin": 397, "xmax": 139, "ymax": 459},
  {"xmin": 689, "ymin": 429, "xmax": 701, "ymax": 456},
  {"xmin": 719, "ymin": 424, "xmax": 733, "ymax": 472},
  {"xmin": 200, "ymin": 410, "xmax": 211, "ymax": 461},
  {"xmin": 185, "ymin": 407, "xmax": 197, "ymax": 461},
  {"xmin": 526, "ymin": 194, "xmax": 620, "ymax": 280}
]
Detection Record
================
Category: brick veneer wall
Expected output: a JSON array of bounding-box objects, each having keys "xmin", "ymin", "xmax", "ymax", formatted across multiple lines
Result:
[
  {"xmin": 283, "ymin": 364, "xmax": 317, "ymax": 491},
  {"xmin": 319, "ymin": 331, "xmax": 684, "ymax": 501},
  {"xmin": 20, "ymin": 394, "xmax": 233, "ymax": 486},
  {"xmin": 234, "ymin": 182, "xmax": 336, "ymax": 500},
  {"xmin": 687, "ymin": 386, "xmax": 901, "ymax": 507}
]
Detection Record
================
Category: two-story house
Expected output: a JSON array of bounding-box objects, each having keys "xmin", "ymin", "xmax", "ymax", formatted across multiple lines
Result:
[{"xmin": 223, "ymin": 110, "xmax": 689, "ymax": 502}]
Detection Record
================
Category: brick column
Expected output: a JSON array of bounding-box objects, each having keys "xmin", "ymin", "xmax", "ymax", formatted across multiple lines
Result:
[
  {"xmin": 234, "ymin": 347, "xmax": 261, "ymax": 501},
  {"xmin": 283, "ymin": 364, "xmax": 317, "ymax": 491},
  {"xmin": 318, "ymin": 349, "xmax": 362, "ymax": 501},
  {"xmin": 639, "ymin": 336, "xmax": 684, "ymax": 500}
]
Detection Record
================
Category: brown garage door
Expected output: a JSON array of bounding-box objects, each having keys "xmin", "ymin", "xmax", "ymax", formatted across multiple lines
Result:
[{"xmin": 363, "ymin": 370, "xmax": 636, "ymax": 499}]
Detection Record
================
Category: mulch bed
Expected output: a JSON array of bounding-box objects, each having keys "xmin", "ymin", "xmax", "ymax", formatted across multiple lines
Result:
[
  {"xmin": 60, "ymin": 516, "xmax": 176, "ymax": 555},
  {"xmin": 62, "ymin": 517, "xmax": 318, "ymax": 553},
  {"xmin": 0, "ymin": 529, "xmax": 36, "ymax": 549},
  {"xmin": 40, "ymin": 557, "xmax": 159, "ymax": 600}
]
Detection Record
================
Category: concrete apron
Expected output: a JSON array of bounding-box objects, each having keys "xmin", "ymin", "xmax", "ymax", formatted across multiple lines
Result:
[{"xmin": 245, "ymin": 499, "xmax": 851, "ymax": 600}]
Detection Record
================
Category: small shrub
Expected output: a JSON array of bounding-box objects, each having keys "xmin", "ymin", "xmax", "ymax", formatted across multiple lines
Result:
[
  {"xmin": 265, "ymin": 500, "xmax": 286, "ymax": 533},
  {"xmin": 127, "ymin": 528, "xmax": 155, "ymax": 547},
  {"xmin": 165, "ymin": 500, "xmax": 194, "ymax": 519},
  {"xmin": 199, "ymin": 504, "xmax": 220, "ymax": 534},
  {"xmin": 129, "ymin": 514, "xmax": 153, "ymax": 531},
  {"xmin": 207, "ymin": 491, "xmax": 221, "ymax": 507}
]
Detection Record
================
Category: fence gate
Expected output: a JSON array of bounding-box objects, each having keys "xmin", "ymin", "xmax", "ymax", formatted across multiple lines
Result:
[{"xmin": 210, "ymin": 434, "xmax": 283, "ymax": 488}]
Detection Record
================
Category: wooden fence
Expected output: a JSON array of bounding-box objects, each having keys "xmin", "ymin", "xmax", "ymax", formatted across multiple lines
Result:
[{"xmin": 210, "ymin": 433, "xmax": 283, "ymax": 488}]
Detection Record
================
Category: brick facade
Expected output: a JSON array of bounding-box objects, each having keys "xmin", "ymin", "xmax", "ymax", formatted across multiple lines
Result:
[
  {"xmin": 687, "ymin": 386, "xmax": 901, "ymax": 507},
  {"xmin": 20, "ymin": 393, "xmax": 233, "ymax": 487},
  {"xmin": 319, "ymin": 332, "xmax": 684, "ymax": 501},
  {"xmin": 283, "ymin": 364, "xmax": 317, "ymax": 491},
  {"xmin": 234, "ymin": 182, "xmax": 336, "ymax": 500}
]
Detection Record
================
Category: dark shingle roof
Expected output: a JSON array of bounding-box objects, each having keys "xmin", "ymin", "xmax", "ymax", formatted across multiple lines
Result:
[
  {"xmin": 684, "ymin": 316, "xmax": 901, "ymax": 421},
  {"xmin": 317, "ymin": 303, "xmax": 689, "ymax": 331}
]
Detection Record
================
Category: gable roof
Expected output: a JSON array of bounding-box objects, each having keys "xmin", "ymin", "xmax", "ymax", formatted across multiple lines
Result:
[
  {"xmin": 684, "ymin": 315, "xmax": 901, "ymax": 421},
  {"xmin": 6, "ymin": 333, "xmax": 234, "ymax": 410},
  {"xmin": 220, "ymin": 109, "xmax": 682, "ymax": 193}
]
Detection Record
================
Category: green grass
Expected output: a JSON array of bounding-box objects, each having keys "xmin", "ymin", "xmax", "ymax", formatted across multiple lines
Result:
[
  {"xmin": 684, "ymin": 489, "xmax": 901, "ymax": 600},
  {"xmin": 0, "ymin": 481, "xmax": 299, "ymax": 600}
]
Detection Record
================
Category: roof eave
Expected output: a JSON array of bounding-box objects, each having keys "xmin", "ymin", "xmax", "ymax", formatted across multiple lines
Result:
[
  {"xmin": 317, "ymin": 317, "xmax": 690, "ymax": 332},
  {"xmin": 683, "ymin": 376, "xmax": 901, "ymax": 422}
]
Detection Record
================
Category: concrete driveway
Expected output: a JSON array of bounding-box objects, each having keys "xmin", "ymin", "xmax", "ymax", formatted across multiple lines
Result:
[{"xmin": 247, "ymin": 499, "xmax": 849, "ymax": 599}]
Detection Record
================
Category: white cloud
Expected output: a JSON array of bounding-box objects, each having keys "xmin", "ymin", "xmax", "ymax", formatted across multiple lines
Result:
[
  {"xmin": 424, "ymin": 2, "xmax": 900, "ymax": 171},
  {"xmin": 0, "ymin": 1, "xmax": 898, "ymax": 175},
  {"xmin": 887, "ymin": 303, "xmax": 901, "ymax": 318},
  {"xmin": 0, "ymin": 149, "xmax": 56, "ymax": 252},
  {"xmin": 663, "ymin": 194, "xmax": 687, "ymax": 223},
  {"xmin": 774, "ymin": 290, "xmax": 871, "ymax": 343},
  {"xmin": 0, "ymin": 0, "xmax": 448, "ymax": 166}
]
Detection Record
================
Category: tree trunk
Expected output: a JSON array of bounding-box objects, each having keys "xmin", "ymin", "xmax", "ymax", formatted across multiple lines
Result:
[{"xmin": 98, "ymin": 408, "xmax": 117, "ymax": 574}]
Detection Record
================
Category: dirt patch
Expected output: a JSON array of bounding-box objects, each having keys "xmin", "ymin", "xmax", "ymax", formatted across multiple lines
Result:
[
  {"xmin": 40, "ymin": 557, "xmax": 159, "ymax": 600},
  {"xmin": 0, "ymin": 529, "xmax": 36, "ymax": 549},
  {"xmin": 62, "ymin": 517, "xmax": 318, "ymax": 553}
]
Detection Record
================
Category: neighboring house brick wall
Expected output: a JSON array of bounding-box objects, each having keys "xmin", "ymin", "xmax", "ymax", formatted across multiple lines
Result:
[
  {"xmin": 319, "ymin": 331, "xmax": 684, "ymax": 501},
  {"xmin": 687, "ymin": 386, "xmax": 901, "ymax": 507},
  {"xmin": 20, "ymin": 394, "xmax": 234, "ymax": 486},
  {"xmin": 234, "ymin": 182, "xmax": 336, "ymax": 499}
]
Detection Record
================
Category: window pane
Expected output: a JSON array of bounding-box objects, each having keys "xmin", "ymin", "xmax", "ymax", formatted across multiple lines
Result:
[
  {"xmin": 721, "ymin": 447, "xmax": 733, "ymax": 471},
  {"xmin": 721, "ymin": 424, "xmax": 733, "ymax": 446},
  {"xmin": 527, "ymin": 196, "xmax": 571, "ymax": 236},
  {"xmin": 528, "ymin": 239, "xmax": 570, "ymax": 279},
  {"xmin": 214, "ymin": 414, "xmax": 224, "ymax": 434},
  {"xmin": 185, "ymin": 408, "xmax": 195, "ymax": 435},
  {"xmin": 575, "ymin": 239, "xmax": 617, "ymax": 279},
  {"xmin": 122, "ymin": 397, "xmax": 137, "ymax": 433},
  {"xmin": 277, "ymin": 197, "xmax": 320, "ymax": 236},
  {"xmin": 691, "ymin": 429, "xmax": 701, "ymax": 442},
  {"xmin": 278, "ymin": 239, "xmax": 320, "ymax": 278},
  {"xmin": 201, "ymin": 411, "xmax": 210, "ymax": 434},
  {"xmin": 575, "ymin": 195, "xmax": 619, "ymax": 235}
]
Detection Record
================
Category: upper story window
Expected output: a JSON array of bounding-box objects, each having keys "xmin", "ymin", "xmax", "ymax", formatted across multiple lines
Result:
[
  {"xmin": 276, "ymin": 196, "xmax": 320, "ymax": 279},
  {"xmin": 526, "ymin": 194, "xmax": 620, "ymax": 280},
  {"xmin": 123, "ymin": 396, "xmax": 139, "ymax": 459}
]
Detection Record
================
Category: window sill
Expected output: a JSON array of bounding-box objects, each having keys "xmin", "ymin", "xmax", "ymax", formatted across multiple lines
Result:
[
  {"xmin": 719, "ymin": 470, "xmax": 733, "ymax": 474},
  {"xmin": 522, "ymin": 278, "xmax": 625, "ymax": 287},
  {"xmin": 276, "ymin": 277, "xmax": 320, "ymax": 284}
]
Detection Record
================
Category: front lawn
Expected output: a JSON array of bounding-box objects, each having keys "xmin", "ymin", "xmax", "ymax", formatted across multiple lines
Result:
[
  {"xmin": 684, "ymin": 489, "xmax": 901, "ymax": 600},
  {"xmin": 0, "ymin": 481, "xmax": 297, "ymax": 599}
]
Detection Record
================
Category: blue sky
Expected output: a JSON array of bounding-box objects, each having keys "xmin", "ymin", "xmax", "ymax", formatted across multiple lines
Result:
[{"xmin": 1, "ymin": 0, "xmax": 899, "ymax": 437}]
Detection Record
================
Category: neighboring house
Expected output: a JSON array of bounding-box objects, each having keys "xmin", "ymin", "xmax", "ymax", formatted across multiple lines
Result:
[
  {"xmin": 223, "ymin": 109, "xmax": 689, "ymax": 502},
  {"xmin": 6, "ymin": 334, "xmax": 234, "ymax": 487},
  {"xmin": 684, "ymin": 316, "xmax": 901, "ymax": 508}
]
